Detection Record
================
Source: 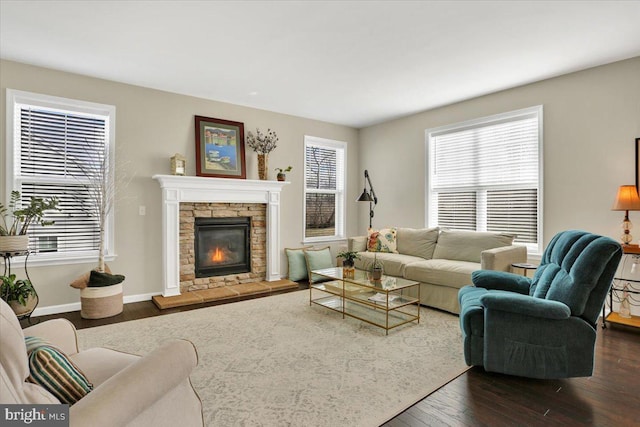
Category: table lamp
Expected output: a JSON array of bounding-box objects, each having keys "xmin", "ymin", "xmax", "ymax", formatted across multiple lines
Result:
[{"xmin": 612, "ymin": 185, "xmax": 640, "ymax": 244}]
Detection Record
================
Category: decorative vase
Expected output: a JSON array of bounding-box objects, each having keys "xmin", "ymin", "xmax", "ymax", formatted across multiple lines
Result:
[
  {"xmin": 342, "ymin": 260, "xmax": 355, "ymax": 279},
  {"xmin": 258, "ymin": 154, "xmax": 268, "ymax": 180},
  {"xmin": 619, "ymin": 285, "xmax": 631, "ymax": 318},
  {"xmin": 0, "ymin": 235, "xmax": 29, "ymax": 253}
]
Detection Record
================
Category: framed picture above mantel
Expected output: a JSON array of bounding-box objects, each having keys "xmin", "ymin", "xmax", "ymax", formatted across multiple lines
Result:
[{"xmin": 195, "ymin": 116, "xmax": 246, "ymax": 179}]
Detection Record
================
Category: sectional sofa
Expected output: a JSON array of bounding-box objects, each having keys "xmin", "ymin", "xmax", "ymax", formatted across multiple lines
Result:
[{"xmin": 348, "ymin": 228, "xmax": 527, "ymax": 314}]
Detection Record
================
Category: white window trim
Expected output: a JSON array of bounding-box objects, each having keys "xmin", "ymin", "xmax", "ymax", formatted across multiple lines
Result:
[
  {"xmin": 5, "ymin": 89, "xmax": 117, "ymax": 266},
  {"xmin": 302, "ymin": 135, "xmax": 347, "ymax": 244},
  {"xmin": 425, "ymin": 105, "xmax": 544, "ymax": 255}
]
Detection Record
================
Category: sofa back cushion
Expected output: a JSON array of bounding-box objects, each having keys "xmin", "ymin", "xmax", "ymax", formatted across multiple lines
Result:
[
  {"xmin": 433, "ymin": 230, "xmax": 515, "ymax": 263},
  {"xmin": 396, "ymin": 227, "xmax": 439, "ymax": 259},
  {"xmin": 530, "ymin": 230, "xmax": 622, "ymax": 322}
]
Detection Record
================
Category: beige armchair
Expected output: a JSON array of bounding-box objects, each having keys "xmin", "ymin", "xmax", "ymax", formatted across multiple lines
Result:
[{"xmin": 0, "ymin": 299, "xmax": 203, "ymax": 426}]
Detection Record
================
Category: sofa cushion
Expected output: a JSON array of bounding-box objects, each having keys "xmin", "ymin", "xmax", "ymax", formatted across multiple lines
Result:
[
  {"xmin": 304, "ymin": 247, "xmax": 334, "ymax": 283},
  {"xmin": 433, "ymin": 230, "xmax": 515, "ymax": 263},
  {"xmin": 354, "ymin": 252, "xmax": 425, "ymax": 277},
  {"xmin": 285, "ymin": 247, "xmax": 310, "ymax": 281},
  {"xmin": 367, "ymin": 227, "xmax": 398, "ymax": 253},
  {"xmin": 404, "ymin": 259, "xmax": 480, "ymax": 289},
  {"xmin": 397, "ymin": 227, "xmax": 439, "ymax": 259},
  {"xmin": 25, "ymin": 336, "xmax": 93, "ymax": 404}
]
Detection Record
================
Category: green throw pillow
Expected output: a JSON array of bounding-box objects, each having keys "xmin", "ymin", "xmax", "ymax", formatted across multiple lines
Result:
[
  {"xmin": 304, "ymin": 247, "xmax": 334, "ymax": 283},
  {"xmin": 285, "ymin": 247, "xmax": 309, "ymax": 281},
  {"xmin": 25, "ymin": 336, "xmax": 93, "ymax": 404}
]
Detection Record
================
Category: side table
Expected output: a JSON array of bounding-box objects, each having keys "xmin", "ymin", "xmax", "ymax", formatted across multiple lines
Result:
[
  {"xmin": 602, "ymin": 244, "xmax": 640, "ymax": 329},
  {"xmin": 511, "ymin": 262, "xmax": 537, "ymax": 278}
]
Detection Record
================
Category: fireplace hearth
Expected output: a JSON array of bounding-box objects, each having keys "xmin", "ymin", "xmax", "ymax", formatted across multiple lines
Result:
[{"xmin": 195, "ymin": 217, "xmax": 251, "ymax": 278}]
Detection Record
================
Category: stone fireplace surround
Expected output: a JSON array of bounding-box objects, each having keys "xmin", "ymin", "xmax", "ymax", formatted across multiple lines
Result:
[
  {"xmin": 153, "ymin": 175, "xmax": 289, "ymax": 297},
  {"xmin": 180, "ymin": 202, "xmax": 265, "ymax": 293}
]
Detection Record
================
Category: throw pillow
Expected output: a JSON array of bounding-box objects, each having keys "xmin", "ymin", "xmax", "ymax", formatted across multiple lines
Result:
[
  {"xmin": 285, "ymin": 247, "xmax": 310, "ymax": 281},
  {"xmin": 69, "ymin": 265, "xmax": 112, "ymax": 289},
  {"xmin": 24, "ymin": 336, "xmax": 93, "ymax": 405},
  {"xmin": 304, "ymin": 247, "xmax": 334, "ymax": 283},
  {"xmin": 367, "ymin": 227, "xmax": 398, "ymax": 253}
]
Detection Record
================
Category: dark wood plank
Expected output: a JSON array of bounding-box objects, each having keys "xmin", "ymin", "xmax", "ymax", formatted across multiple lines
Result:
[{"xmin": 384, "ymin": 324, "xmax": 640, "ymax": 427}]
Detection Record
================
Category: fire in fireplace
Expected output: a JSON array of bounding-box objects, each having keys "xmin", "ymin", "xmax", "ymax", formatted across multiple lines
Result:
[{"xmin": 194, "ymin": 217, "xmax": 251, "ymax": 277}]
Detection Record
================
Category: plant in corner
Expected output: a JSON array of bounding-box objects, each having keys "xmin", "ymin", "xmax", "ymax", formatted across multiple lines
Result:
[
  {"xmin": 40, "ymin": 136, "xmax": 130, "ymax": 290},
  {"xmin": 246, "ymin": 128, "xmax": 279, "ymax": 180},
  {"xmin": 0, "ymin": 273, "xmax": 37, "ymax": 316},
  {"xmin": 275, "ymin": 166, "xmax": 292, "ymax": 181},
  {"xmin": 0, "ymin": 190, "xmax": 58, "ymax": 252}
]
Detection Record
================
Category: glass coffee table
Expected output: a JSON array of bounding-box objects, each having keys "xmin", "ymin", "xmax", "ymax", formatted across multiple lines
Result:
[{"xmin": 309, "ymin": 267, "xmax": 420, "ymax": 335}]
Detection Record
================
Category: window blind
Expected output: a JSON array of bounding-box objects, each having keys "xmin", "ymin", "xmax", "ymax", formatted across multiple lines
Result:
[
  {"xmin": 16, "ymin": 105, "xmax": 107, "ymax": 254},
  {"xmin": 428, "ymin": 107, "xmax": 541, "ymax": 251},
  {"xmin": 304, "ymin": 138, "xmax": 345, "ymax": 240}
]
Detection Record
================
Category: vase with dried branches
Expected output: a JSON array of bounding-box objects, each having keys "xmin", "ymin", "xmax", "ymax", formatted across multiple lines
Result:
[{"xmin": 246, "ymin": 128, "xmax": 278, "ymax": 180}]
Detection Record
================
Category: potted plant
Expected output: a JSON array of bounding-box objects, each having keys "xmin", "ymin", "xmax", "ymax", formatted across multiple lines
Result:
[
  {"xmin": 0, "ymin": 273, "xmax": 38, "ymax": 317},
  {"xmin": 337, "ymin": 251, "xmax": 360, "ymax": 279},
  {"xmin": 275, "ymin": 166, "xmax": 292, "ymax": 181},
  {"xmin": 246, "ymin": 128, "xmax": 279, "ymax": 180},
  {"xmin": 0, "ymin": 190, "xmax": 58, "ymax": 253}
]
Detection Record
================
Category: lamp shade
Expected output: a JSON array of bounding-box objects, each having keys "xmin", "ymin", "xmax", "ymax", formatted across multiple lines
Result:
[
  {"xmin": 357, "ymin": 190, "xmax": 374, "ymax": 202},
  {"xmin": 612, "ymin": 185, "xmax": 640, "ymax": 211}
]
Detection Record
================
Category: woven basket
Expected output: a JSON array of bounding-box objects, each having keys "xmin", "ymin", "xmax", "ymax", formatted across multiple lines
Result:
[{"xmin": 80, "ymin": 283, "xmax": 123, "ymax": 319}]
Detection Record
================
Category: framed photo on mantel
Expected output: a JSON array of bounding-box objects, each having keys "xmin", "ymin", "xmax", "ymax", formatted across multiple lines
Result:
[{"xmin": 195, "ymin": 116, "xmax": 246, "ymax": 179}]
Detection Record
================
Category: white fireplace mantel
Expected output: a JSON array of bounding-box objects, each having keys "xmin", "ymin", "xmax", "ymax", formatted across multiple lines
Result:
[{"xmin": 153, "ymin": 174, "xmax": 289, "ymax": 297}]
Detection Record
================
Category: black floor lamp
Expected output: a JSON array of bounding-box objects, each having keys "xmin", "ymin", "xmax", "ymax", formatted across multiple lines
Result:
[{"xmin": 357, "ymin": 170, "xmax": 377, "ymax": 229}]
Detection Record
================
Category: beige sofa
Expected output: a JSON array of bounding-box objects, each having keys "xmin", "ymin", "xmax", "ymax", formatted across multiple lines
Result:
[
  {"xmin": 348, "ymin": 228, "xmax": 527, "ymax": 314},
  {"xmin": 0, "ymin": 298, "xmax": 203, "ymax": 427}
]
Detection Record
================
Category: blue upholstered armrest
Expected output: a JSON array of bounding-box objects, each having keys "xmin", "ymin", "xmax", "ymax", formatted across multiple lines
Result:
[
  {"xmin": 472, "ymin": 270, "xmax": 531, "ymax": 294},
  {"xmin": 479, "ymin": 291, "xmax": 571, "ymax": 320}
]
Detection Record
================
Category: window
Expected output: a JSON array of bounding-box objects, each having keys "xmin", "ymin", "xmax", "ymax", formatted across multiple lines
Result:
[
  {"xmin": 303, "ymin": 136, "xmax": 346, "ymax": 242},
  {"xmin": 6, "ymin": 89, "xmax": 116, "ymax": 265},
  {"xmin": 426, "ymin": 106, "xmax": 542, "ymax": 254}
]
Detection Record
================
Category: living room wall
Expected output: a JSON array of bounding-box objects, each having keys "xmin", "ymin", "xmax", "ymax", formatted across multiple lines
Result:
[
  {"xmin": 358, "ymin": 57, "xmax": 640, "ymax": 256},
  {"xmin": 0, "ymin": 59, "xmax": 359, "ymax": 312}
]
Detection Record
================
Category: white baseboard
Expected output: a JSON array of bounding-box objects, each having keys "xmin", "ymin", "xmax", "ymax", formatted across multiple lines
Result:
[{"xmin": 31, "ymin": 292, "xmax": 161, "ymax": 317}]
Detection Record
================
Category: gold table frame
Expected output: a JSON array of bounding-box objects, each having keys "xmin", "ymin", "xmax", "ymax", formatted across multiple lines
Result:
[{"xmin": 309, "ymin": 267, "xmax": 420, "ymax": 335}]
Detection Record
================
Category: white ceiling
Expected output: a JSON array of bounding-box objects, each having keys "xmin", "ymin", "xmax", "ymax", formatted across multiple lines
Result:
[{"xmin": 2, "ymin": 1, "xmax": 639, "ymax": 128}]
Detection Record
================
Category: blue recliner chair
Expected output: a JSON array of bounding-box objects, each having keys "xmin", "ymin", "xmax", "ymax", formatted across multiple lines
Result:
[{"xmin": 458, "ymin": 230, "xmax": 622, "ymax": 379}]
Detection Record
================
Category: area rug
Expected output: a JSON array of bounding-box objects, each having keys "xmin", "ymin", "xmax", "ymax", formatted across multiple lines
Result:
[{"xmin": 77, "ymin": 290, "xmax": 467, "ymax": 426}]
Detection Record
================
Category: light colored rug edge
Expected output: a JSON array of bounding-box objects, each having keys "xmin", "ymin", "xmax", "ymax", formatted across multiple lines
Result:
[
  {"xmin": 378, "ymin": 366, "xmax": 471, "ymax": 425},
  {"xmin": 77, "ymin": 290, "xmax": 467, "ymax": 426}
]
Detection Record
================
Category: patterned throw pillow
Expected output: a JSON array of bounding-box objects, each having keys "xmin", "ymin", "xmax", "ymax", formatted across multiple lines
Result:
[
  {"xmin": 25, "ymin": 336, "xmax": 93, "ymax": 404},
  {"xmin": 367, "ymin": 228, "xmax": 398, "ymax": 253}
]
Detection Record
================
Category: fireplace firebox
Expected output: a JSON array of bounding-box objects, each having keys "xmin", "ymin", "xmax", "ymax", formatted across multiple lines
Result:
[{"xmin": 194, "ymin": 217, "xmax": 251, "ymax": 278}]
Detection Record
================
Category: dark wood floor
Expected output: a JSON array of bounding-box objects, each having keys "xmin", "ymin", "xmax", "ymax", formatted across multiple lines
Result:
[{"xmin": 26, "ymin": 291, "xmax": 640, "ymax": 427}]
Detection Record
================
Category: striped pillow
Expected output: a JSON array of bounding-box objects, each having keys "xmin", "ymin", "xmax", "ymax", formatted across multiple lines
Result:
[{"xmin": 24, "ymin": 336, "xmax": 93, "ymax": 404}]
